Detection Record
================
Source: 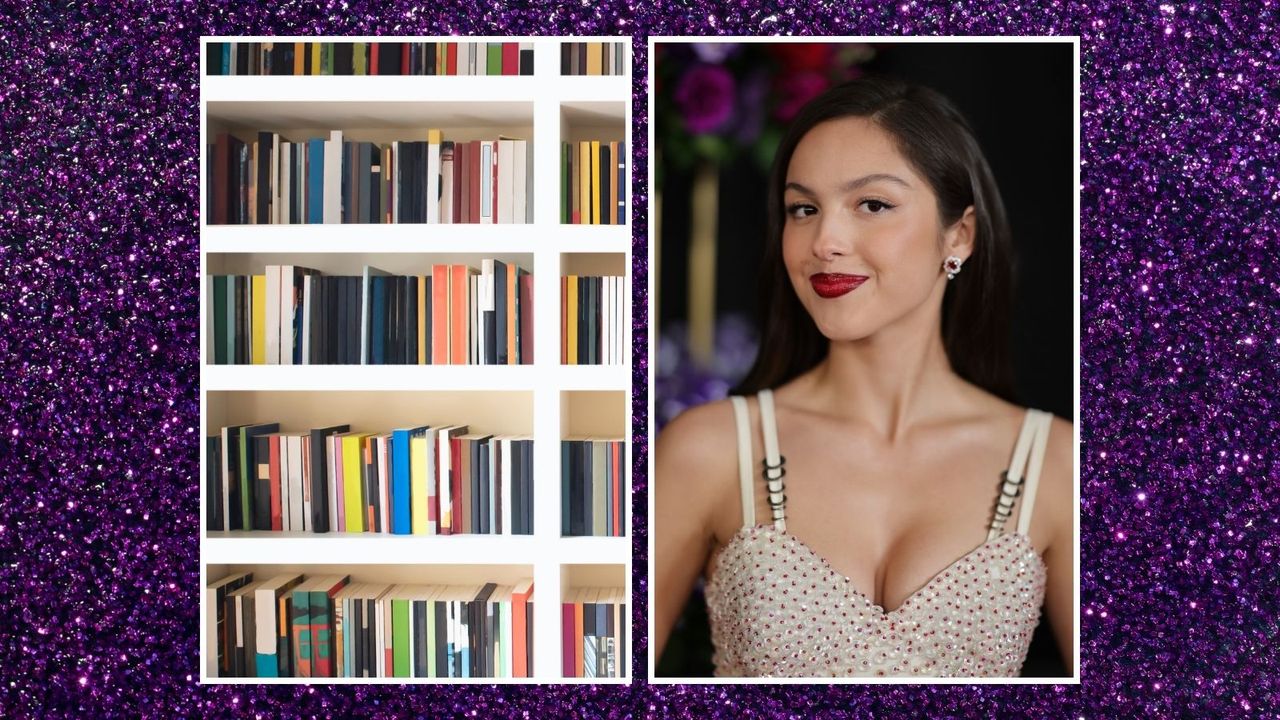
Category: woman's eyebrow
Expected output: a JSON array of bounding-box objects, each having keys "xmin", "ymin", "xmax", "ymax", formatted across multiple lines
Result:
[{"xmin": 785, "ymin": 173, "xmax": 912, "ymax": 195}]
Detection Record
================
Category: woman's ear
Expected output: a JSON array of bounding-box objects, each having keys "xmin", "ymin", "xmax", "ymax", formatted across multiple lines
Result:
[{"xmin": 944, "ymin": 205, "xmax": 977, "ymax": 259}]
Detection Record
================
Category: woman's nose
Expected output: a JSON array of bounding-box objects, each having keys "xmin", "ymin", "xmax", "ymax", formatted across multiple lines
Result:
[{"xmin": 812, "ymin": 215, "xmax": 853, "ymax": 262}]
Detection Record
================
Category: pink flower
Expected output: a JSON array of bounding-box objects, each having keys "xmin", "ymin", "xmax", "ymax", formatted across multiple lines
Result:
[
  {"xmin": 674, "ymin": 64, "xmax": 736, "ymax": 134},
  {"xmin": 773, "ymin": 71, "xmax": 830, "ymax": 123}
]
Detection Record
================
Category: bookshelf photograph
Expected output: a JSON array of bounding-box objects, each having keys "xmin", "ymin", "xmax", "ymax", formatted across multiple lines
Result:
[{"xmin": 200, "ymin": 35, "xmax": 632, "ymax": 684}]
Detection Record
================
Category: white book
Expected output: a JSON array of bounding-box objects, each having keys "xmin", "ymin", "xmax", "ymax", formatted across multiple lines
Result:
[
  {"xmin": 264, "ymin": 265, "xmax": 280, "ymax": 364},
  {"xmin": 288, "ymin": 434, "xmax": 305, "ymax": 532},
  {"xmin": 512, "ymin": 139, "xmax": 527, "ymax": 225},
  {"xmin": 497, "ymin": 139, "xmax": 514, "ymax": 224},
  {"xmin": 479, "ymin": 141, "xmax": 494, "ymax": 224},
  {"xmin": 278, "ymin": 435, "xmax": 290, "ymax": 532},
  {"xmin": 420, "ymin": 427, "xmax": 439, "ymax": 535},
  {"xmin": 271, "ymin": 132, "xmax": 281, "ymax": 224},
  {"xmin": 255, "ymin": 574, "xmax": 302, "ymax": 659},
  {"xmin": 603, "ymin": 276, "xmax": 612, "ymax": 365},
  {"xmin": 300, "ymin": 275, "xmax": 312, "ymax": 365},
  {"xmin": 427, "ymin": 130, "xmax": 442, "ymax": 224},
  {"xmin": 501, "ymin": 437, "xmax": 512, "ymax": 535},
  {"xmin": 377, "ymin": 434, "xmax": 390, "ymax": 533},
  {"xmin": 280, "ymin": 142, "xmax": 291, "ymax": 224},
  {"xmin": 327, "ymin": 433, "xmax": 338, "ymax": 532},
  {"xmin": 476, "ymin": 42, "xmax": 486, "ymax": 75},
  {"xmin": 391, "ymin": 140, "xmax": 400, "ymax": 225},
  {"xmin": 470, "ymin": 274, "xmax": 479, "ymax": 364},
  {"xmin": 525, "ymin": 140, "xmax": 534, "ymax": 223},
  {"xmin": 487, "ymin": 438, "xmax": 497, "ymax": 534},
  {"xmin": 299, "ymin": 435, "xmax": 311, "ymax": 533}
]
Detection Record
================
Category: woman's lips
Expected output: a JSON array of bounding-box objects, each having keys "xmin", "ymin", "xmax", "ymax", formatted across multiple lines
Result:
[{"xmin": 809, "ymin": 273, "xmax": 868, "ymax": 298}]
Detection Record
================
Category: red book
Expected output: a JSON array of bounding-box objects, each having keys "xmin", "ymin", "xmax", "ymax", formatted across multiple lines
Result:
[
  {"xmin": 520, "ymin": 273, "xmax": 534, "ymax": 364},
  {"xmin": 370, "ymin": 43, "xmax": 379, "ymax": 75},
  {"xmin": 502, "ymin": 42, "xmax": 518, "ymax": 75},
  {"xmin": 431, "ymin": 264, "xmax": 450, "ymax": 364},
  {"xmin": 446, "ymin": 42, "xmax": 458, "ymax": 75},
  {"xmin": 450, "ymin": 436, "xmax": 463, "ymax": 534},
  {"xmin": 269, "ymin": 434, "xmax": 282, "ymax": 531},
  {"xmin": 561, "ymin": 602, "xmax": 576, "ymax": 677},
  {"xmin": 512, "ymin": 581, "xmax": 533, "ymax": 676},
  {"xmin": 468, "ymin": 140, "xmax": 481, "ymax": 224},
  {"xmin": 401, "ymin": 43, "xmax": 409, "ymax": 75}
]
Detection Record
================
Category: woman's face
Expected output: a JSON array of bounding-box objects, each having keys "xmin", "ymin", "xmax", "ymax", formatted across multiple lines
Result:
[{"xmin": 782, "ymin": 116, "xmax": 971, "ymax": 343}]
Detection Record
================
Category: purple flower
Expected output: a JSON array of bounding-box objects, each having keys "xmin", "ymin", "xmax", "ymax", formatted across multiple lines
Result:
[
  {"xmin": 674, "ymin": 64, "xmax": 736, "ymax": 135},
  {"xmin": 773, "ymin": 70, "xmax": 831, "ymax": 123}
]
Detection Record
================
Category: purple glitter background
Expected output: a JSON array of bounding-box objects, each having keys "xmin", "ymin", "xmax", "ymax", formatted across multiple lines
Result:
[{"xmin": 1, "ymin": 0, "xmax": 1277, "ymax": 716}]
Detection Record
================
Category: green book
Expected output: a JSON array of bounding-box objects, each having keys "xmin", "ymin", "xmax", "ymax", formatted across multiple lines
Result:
[
  {"xmin": 224, "ymin": 275, "xmax": 236, "ymax": 365},
  {"xmin": 426, "ymin": 601, "xmax": 436, "ymax": 677},
  {"xmin": 354, "ymin": 42, "xmax": 366, "ymax": 75},
  {"xmin": 393, "ymin": 598, "xmax": 410, "ymax": 677},
  {"xmin": 487, "ymin": 43, "xmax": 501, "ymax": 75}
]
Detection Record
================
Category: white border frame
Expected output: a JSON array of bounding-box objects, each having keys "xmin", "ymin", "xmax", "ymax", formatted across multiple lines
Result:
[{"xmin": 646, "ymin": 35, "xmax": 1082, "ymax": 685}]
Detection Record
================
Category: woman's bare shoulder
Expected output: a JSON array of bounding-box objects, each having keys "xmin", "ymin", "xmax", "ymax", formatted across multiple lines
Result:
[{"xmin": 655, "ymin": 398, "xmax": 740, "ymax": 474}]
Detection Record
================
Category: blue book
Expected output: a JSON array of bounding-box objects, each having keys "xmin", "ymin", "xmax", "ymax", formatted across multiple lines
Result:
[
  {"xmin": 308, "ymin": 138, "xmax": 325, "ymax": 224},
  {"xmin": 391, "ymin": 426, "xmax": 428, "ymax": 534},
  {"xmin": 222, "ymin": 43, "xmax": 231, "ymax": 75}
]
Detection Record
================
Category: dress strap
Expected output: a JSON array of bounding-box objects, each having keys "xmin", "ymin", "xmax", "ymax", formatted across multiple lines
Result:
[
  {"xmin": 987, "ymin": 409, "xmax": 1052, "ymax": 541},
  {"xmin": 729, "ymin": 396, "xmax": 755, "ymax": 528},
  {"xmin": 758, "ymin": 389, "xmax": 787, "ymax": 532}
]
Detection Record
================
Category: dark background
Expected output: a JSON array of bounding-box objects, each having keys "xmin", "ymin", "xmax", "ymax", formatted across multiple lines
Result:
[{"xmin": 656, "ymin": 41, "xmax": 1075, "ymax": 677}]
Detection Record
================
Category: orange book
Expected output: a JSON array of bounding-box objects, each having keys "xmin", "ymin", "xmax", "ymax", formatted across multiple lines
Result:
[
  {"xmin": 608, "ymin": 142, "xmax": 618, "ymax": 226},
  {"xmin": 449, "ymin": 264, "xmax": 472, "ymax": 365},
  {"xmin": 573, "ymin": 598, "xmax": 584, "ymax": 677},
  {"xmin": 432, "ymin": 264, "xmax": 450, "ymax": 364},
  {"xmin": 294, "ymin": 43, "xmax": 304, "ymax": 75}
]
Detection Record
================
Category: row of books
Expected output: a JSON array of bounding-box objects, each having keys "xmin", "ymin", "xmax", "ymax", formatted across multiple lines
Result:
[
  {"xmin": 208, "ymin": 131, "xmax": 532, "ymax": 225},
  {"xmin": 561, "ymin": 587, "xmax": 626, "ymax": 678},
  {"xmin": 560, "ymin": 141, "xmax": 627, "ymax": 225},
  {"xmin": 205, "ymin": 423, "xmax": 534, "ymax": 536},
  {"xmin": 561, "ymin": 42, "xmax": 626, "ymax": 76},
  {"xmin": 561, "ymin": 275, "xmax": 626, "ymax": 365},
  {"xmin": 206, "ymin": 41, "xmax": 535, "ymax": 76},
  {"xmin": 208, "ymin": 261, "xmax": 533, "ymax": 366},
  {"xmin": 561, "ymin": 440, "xmax": 626, "ymax": 537},
  {"xmin": 208, "ymin": 573, "xmax": 535, "ymax": 678}
]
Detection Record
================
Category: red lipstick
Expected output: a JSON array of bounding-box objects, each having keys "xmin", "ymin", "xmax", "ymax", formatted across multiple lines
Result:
[{"xmin": 809, "ymin": 273, "xmax": 868, "ymax": 298}]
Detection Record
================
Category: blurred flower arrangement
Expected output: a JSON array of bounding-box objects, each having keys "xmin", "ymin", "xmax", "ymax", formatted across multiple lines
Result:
[
  {"xmin": 653, "ymin": 42, "xmax": 875, "ymax": 183},
  {"xmin": 655, "ymin": 313, "xmax": 759, "ymax": 431}
]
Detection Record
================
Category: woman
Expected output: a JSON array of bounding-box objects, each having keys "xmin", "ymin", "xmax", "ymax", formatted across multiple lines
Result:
[{"xmin": 654, "ymin": 76, "xmax": 1074, "ymax": 678}]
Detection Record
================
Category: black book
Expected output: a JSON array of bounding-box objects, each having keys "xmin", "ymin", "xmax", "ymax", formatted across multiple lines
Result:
[
  {"xmin": 234, "ymin": 275, "xmax": 247, "ymax": 364},
  {"xmin": 423, "ymin": 276, "xmax": 432, "ymax": 364},
  {"xmin": 340, "ymin": 140, "xmax": 351, "ymax": 224},
  {"xmin": 620, "ymin": 602, "xmax": 626, "ymax": 675},
  {"xmin": 335, "ymin": 276, "xmax": 348, "ymax": 364},
  {"xmin": 276, "ymin": 43, "xmax": 294, "ymax": 76},
  {"xmin": 478, "ymin": 441, "xmax": 490, "ymax": 534},
  {"xmin": 406, "ymin": 276, "xmax": 418, "ymax": 365},
  {"xmin": 309, "ymin": 424, "xmax": 350, "ymax": 533},
  {"xmin": 522, "ymin": 439, "xmax": 533, "ymax": 534},
  {"xmin": 413, "ymin": 599, "xmax": 427, "ymax": 677},
  {"xmin": 206, "ymin": 42, "xmax": 222, "ymax": 75},
  {"xmin": 425, "ymin": 41, "xmax": 436, "ymax": 75},
  {"xmin": 519, "ymin": 46, "xmax": 533, "ymax": 75},
  {"xmin": 512, "ymin": 440, "xmax": 524, "ymax": 535},
  {"xmin": 434, "ymin": 600, "xmax": 448, "ymax": 676},
  {"xmin": 599, "ymin": 143, "xmax": 610, "ymax": 236},
  {"xmin": 578, "ymin": 276, "xmax": 587, "ymax": 363},
  {"xmin": 561, "ymin": 43, "xmax": 570, "ymax": 74},
  {"xmin": 581, "ymin": 441, "xmax": 593, "ymax": 535},
  {"xmin": 494, "ymin": 260, "xmax": 507, "ymax": 364},
  {"xmin": 380, "ymin": 42, "xmax": 402, "ymax": 75},
  {"xmin": 470, "ymin": 438, "xmax": 482, "ymax": 533},
  {"xmin": 206, "ymin": 435, "xmax": 223, "ymax": 531},
  {"xmin": 345, "ymin": 276, "xmax": 357, "ymax": 364},
  {"xmin": 253, "ymin": 434, "xmax": 272, "ymax": 530},
  {"xmin": 364, "ymin": 435, "xmax": 378, "ymax": 532},
  {"xmin": 257, "ymin": 131, "xmax": 272, "ymax": 225},
  {"xmin": 222, "ymin": 425, "xmax": 247, "ymax": 531},
  {"xmin": 303, "ymin": 42, "xmax": 313, "ymax": 75},
  {"xmin": 351, "ymin": 597, "xmax": 363, "ymax": 677},
  {"xmin": 334, "ymin": 42, "xmax": 354, "ymax": 75},
  {"xmin": 236, "ymin": 42, "xmax": 250, "ymax": 76},
  {"xmin": 579, "ymin": 42, "xmax": 587, "ymax": 76},
  {"xmin": 567, "ymin": 440, "xmax": 581, "ymax": 536},
  {"xmin": 561, "ymin": 440, "xmax": 570, "ymax": 535},
  {"xmin": 276, "ymin": 595, "xmax": 293, "ymax": 677},
  {"xmin": 584, "ymin": 598, "xmax": 596, "ymax": 638},
  {"xmin": 228, "ymin": 595, "xmax": 245, "ymax": 677}
]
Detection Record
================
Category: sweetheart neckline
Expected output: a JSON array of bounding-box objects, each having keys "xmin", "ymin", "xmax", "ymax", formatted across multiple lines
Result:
[{"xmin": 711, "ymin": 524, "xmax": 1047, "ymax": 617}]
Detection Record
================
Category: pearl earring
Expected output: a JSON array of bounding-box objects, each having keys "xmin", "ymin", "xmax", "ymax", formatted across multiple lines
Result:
[{"xmin": 944, "ymin": 255, "xmax": 964, "ymax": 280}]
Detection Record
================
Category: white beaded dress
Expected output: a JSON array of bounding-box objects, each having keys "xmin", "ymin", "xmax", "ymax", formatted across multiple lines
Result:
[{"xmin": 704, "ymin": 389, "xmax": 1052, "ymax": 678}]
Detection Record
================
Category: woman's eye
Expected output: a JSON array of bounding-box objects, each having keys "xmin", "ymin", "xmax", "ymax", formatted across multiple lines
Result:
[
  {"xmin": 786, "ymin": 203, "xmax": 817, "ymax": 219},
  {"xmin": 860, "ymin": 199, "xmax": 895, "ymax": 213}
]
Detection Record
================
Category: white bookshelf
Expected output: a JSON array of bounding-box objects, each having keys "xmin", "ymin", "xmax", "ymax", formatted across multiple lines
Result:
[{"xmin": 199, "ymin": 35, "xmax": 632, "ymax": 683}]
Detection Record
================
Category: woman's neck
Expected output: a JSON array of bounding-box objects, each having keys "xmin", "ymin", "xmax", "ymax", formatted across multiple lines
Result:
[{"xmin": 798, "ymin": 315, "xmax": 965, "ymax": 444}]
